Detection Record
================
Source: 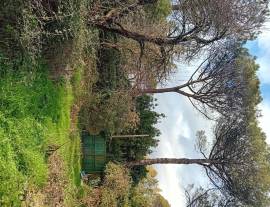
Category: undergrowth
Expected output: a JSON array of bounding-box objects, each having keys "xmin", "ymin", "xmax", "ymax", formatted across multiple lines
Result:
[
  {"xmin": 0, "ymin": 0, "xmax": 99, "ymax": 205},
  {"xmin": 0, "ymin": 56, "xmax": 64, "ymax": 205},
  {"xmin": 0, "ymin": 51, "xmax": 87, "ymax": 206}
]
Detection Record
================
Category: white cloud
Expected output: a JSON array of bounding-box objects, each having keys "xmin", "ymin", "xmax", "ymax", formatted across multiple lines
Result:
[
  {"xmin": 257, "ymin": 58, "xmax": 270, "ymax": 85},
  {"xmin": 255, "ymin": 21, "xmax": 270, "ymax": 84},
  {"xmin": 151, "ymin": 90, "xmax": 213, "ymax": 207},
  {"xmin": 257, "ymin": 21, "xmax": 270, "ymax": 51},
  {"xmin": 258, "ymin": 103, "xmax": 270, "ymax": 144},
  {"xmin": 248, "ymin": 18, "xmax": 270, "ymax": 143},
  {"xmin": 151, "ymin": 18, "xmax": 270, "ymax": 207}
]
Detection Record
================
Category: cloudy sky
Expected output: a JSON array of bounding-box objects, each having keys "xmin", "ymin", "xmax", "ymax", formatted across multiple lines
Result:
[{"xmin": 151, "ymin": 21, "xmax": 270, "ymax": 207}]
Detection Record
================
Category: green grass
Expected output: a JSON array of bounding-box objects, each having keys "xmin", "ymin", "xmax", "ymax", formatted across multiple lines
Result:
[
  {"xmin": 0, "ymin": 0, "xmax": 99, "ymax": 205},
  {"xmin": 63, "ymin": 132, "xmax": 83, "ymax": 205},
  {"xmin": 0, "ymin": 55, "xmax": 83, "ymax": 206},
  {"xmin": 0, "ymin": 57, "xmax": 54, "ymax": 205}
]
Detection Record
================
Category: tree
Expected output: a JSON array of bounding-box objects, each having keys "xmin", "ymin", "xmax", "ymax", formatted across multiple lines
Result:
[
  {"xmin": 115, "ymin": 37, "xmax": 176, "ymax": 89},
  {"xmin": 90, "ymin": 0, "xmax": 268, "ymax": 88},
  {"xmin": 130, "ymin": 172, "xmax": 160, "ymax": 207},
  {"xmin": 182, "ymin": 48, "xmax": 269, "ymax": 207},
  {"xmin": 95, "ymin": 1, "xmax": 175, "ymax": 86},
  {"xmin": 184, "ymin": 185, "xmax": 240, "ymax": 207},
  {"xmin": 127, "ymin": 117, "xmax": 270, "ymax": 206},
  {"xmin": 130, "ymin": 166, "xmax": 171, "ymax": 207},
  {"xmin": 132, "ymin": 46, "xmax": 261, "ymax": 119},
  {"xmin": 89, "ymin": 0, "xmax": 167, "ymax": 25},
  {"xmin": 136, "ymin": 44, "xmax": 246, "ymax": 118},
  {"xmin": 108, "ymin": 95, "xmax": 164, "ymax": 182},
  {"xmin": 90, "ymin": 0, "xmax": 268, "ymax": 49},
  {"xmin": 88, "ymin": 0, "xmax": 269, "ymax": 107},
  {"xmin": 153, "ymin": 194, "xmax": 171, "ymax": 207}
]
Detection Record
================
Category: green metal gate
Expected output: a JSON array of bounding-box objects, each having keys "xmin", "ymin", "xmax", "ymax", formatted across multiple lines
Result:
[{"xmin": 81, "ymin": 132, "xmax": 107, "ymax": 174}]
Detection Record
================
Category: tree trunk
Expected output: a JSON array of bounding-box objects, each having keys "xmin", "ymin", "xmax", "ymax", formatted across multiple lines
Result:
[
  {"xmin": 138, "ymin": 87, "xmax": 193, "ymax": 98},
  {"xmin": 139, "ymin": 87, "xmax": 179, "ymax": 94},
  {"xmin": 92, "ymin": 23, "xmax": 190, "ymax": 46},
  {"xmin": 137, "ymin": 77, "xmax": 209, "ymax": 95},
  {"xmin": 138, "ymin": 0, "xmax": 158, "ymax": 4},
  {"xmin": 171, "ymin": 4, "xmax": 181, "ymax": 11},
  {"xmin": 111, "ymin": 134, "xmax": 149, "ymax": 138},
  {"xmin": 128, "ymin": 158, "xmax": 218, "ymax": 167}
]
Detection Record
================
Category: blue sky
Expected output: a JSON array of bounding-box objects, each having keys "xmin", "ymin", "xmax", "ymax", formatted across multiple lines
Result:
[
  {"xmin": 246, "ymin": 22, "xmax": 270, "ymax": 144},
  {"xmin": 152, "ymin": 22, "xmax": 270, "ymax": 207},
  {"xmin": 246, "ymin": 39, "xmax": 270, "ymax": 102}
]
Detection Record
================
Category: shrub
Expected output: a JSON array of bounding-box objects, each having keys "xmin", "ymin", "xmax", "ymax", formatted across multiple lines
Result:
[
  {"xmin": 144, "ymin": 0, "xmax": 171, "ymax": 21},
  {"xmin": 100, "ymin": 162, "xmax": 131, "ymax": 207},
  {"xmin": 80, "ymin": 91, "xmax": 139, "ymax": 134}
]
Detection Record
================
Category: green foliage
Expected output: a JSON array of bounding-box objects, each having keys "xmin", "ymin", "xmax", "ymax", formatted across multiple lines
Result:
[
  {"xmin": 108, "ymin": 95, "xmax": 164, "ymax": 182},
  {"xmin": 0, "ymin": 128, "xmax": 24, "ymax": 207},
  {"xmin": 78, "ymin": 31, "xmax": 135, "ymax": 134},
  {"xmin": 154, "ymin": 194, "xmax": 171, "ymax": 207},
  {"xmin": 0, "ymin": 0, "xmax": 96, "ymax": 205},
  {"xmin": 67, "ymin": 133, "xmax": 82, "ymax": 188},
  {"xmin": 130, "ymin": 174, "xmax": 159, "ymax": 207},
  {"xmin": 144, "ymin": 0, "xmax": 171, "ymax": 21},
  {"xmin": 235, "ymin": 51, "xmax": 270, "ymax": 206},
  {"xmin": 189, "ymin": 50, "xmax": 270, "ymax": 206},
  {"xmin": 0, "ymin": 0, "xmax": 30, "ymax": 57},
  {"xmin": 237, "ymin": 49, "xmax": 262, "ymax": 116},
  {"xmin": 71, "ymin": 63, "xmax": 84, "ymax": 96},
  {"xmin": 0, "ymin": 0, "xmax": 94, "ymax": 60},
  {"xmin": 0, "ymin": 58, "xmax": 63, "ymax": 121},
  {"xmin": 99, "ymin": 162, "xmax": 131, "ymax": 207},
  {"xmin": 84, "ymin": 163, "xmax": 168, "ymax": 207},
  {"xmin": 109, "ymin": 95, "xmax": 162, "ymax": 159},
  {"xmin": 63, "ymin": 131, "xmax": 83, "ymax": 206},
  {"xmin": 80, "ymin": 91, "xmax": 138, "ymax": 134},
  {"xmin": 96, "ymin": 32, "xmax": 129, "ymax": 90},
  {"xmin": 0, "ymin": 55, "xmax": 79, "ymax": 206},
  {"xmin": 0, "ymin": 58, "xmax": 51, "ymax": 205}
]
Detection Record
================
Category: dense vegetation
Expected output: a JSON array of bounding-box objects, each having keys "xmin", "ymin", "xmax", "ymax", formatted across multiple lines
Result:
[
  {"xmin": 0, "ymin": 0, "xmax": 167, "ymax": 206},
  {"xmin": 0, "ymin": 0, "xmax": 92, "ymax": 206},
  {"xmin": 1, "ymin": 0, "xmax": 270, "ymax": 206}
]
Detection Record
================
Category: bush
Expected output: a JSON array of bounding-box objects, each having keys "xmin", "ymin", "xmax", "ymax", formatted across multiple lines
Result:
[
  {"xmin": 144, "ymin": 0, "xmax": 171, "ymax": 21},
  {"xmin": 108, "ymin": 95, "xmax": 163, "ymax": 182},
  {"xmin": 80, "ymin": 91, "xmax": 139, "ymax": 134},
  {"xmin": 100, "ymin": 162, "xmax": 131, "ymax": 207}
]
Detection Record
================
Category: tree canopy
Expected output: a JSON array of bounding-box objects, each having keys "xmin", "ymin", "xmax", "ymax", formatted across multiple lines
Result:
[{"xmin": 127, "ymin": 50, "xmax": 270, "ymax": 206}]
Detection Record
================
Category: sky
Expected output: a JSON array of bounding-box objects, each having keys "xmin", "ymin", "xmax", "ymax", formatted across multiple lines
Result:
[{"xmin": 152, "ymin": 21, "xmax": 270, "ymax": 207}]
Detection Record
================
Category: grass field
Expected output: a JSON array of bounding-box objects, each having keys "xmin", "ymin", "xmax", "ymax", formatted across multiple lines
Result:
[
  {"xmin": 0, "ymin": 0, "xmax": 100, "ymax": 205},
  {"xmin": 0, "ymin": 55, "xmax": 85, "ymax": 206}
]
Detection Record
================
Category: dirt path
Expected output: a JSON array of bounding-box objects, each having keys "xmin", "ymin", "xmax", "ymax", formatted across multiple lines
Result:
[
  {"xmin": 43, "ymin": 153, "xmax": 68, "ymax": 207},
  {"xmin": 23, "ymin": 152, "xmax": 68, "ymax": 207}
]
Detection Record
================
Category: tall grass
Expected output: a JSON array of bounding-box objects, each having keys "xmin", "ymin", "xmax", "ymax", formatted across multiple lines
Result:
[
  {"xmin": 0, "ymin": 55, "xmax": 79, "ymax": 206},
  {"xmin": 0, "ymin": 0, "xmax": 99, "ymax": 205}
]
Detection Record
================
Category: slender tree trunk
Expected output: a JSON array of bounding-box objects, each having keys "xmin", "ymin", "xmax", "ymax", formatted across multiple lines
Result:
[
  {"xmin": 139, "ymin": 87, "xmax": 179, "ymax": 94},
  {"xmin": 138, "ymin": 87, "xmax": 193, "ymax": 98},
  {"xmin": 128, "ymin": 158, "xmax": 218, "ymax": 166},
  {"xmin": 138, "ymin": 0, "xmax": 158, "ymax": 4},
  {"xmin": 111, "ymin": 134, "xmax": 149, "ymax": 138},
  {"xmin": 137, "ymin": 76, "xmax": 213, "ymax": 96},
  {"xmin": 171, "ymin": 4, "xmax": 182, "ymax": 11}
]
